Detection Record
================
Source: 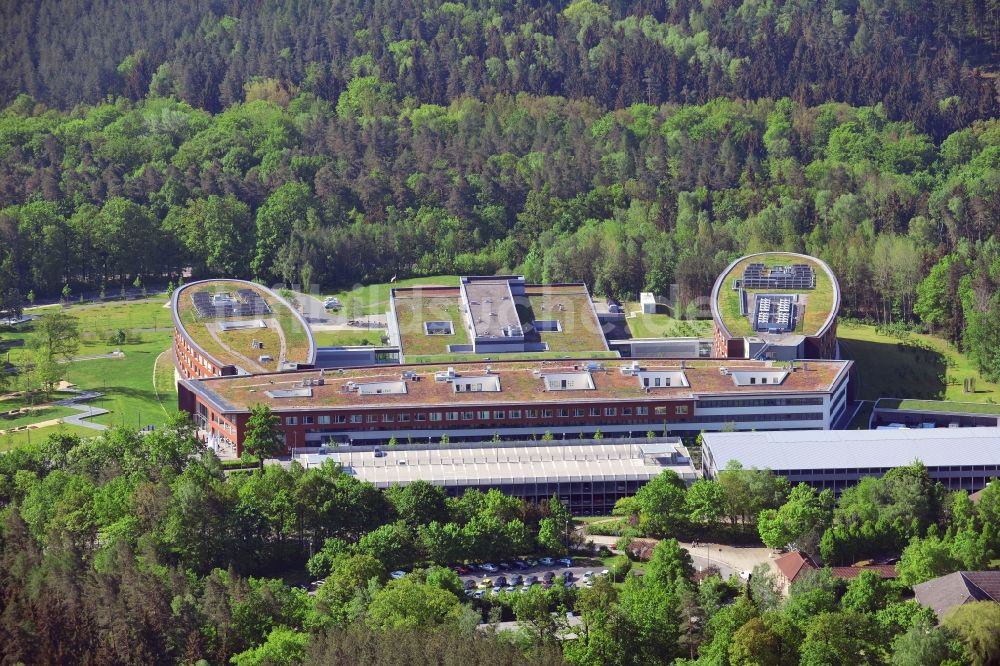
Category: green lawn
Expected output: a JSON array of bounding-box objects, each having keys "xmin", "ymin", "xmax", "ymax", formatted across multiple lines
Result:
[
  {"xmin": 63, "ymin": 331, "xmax": 178, "ymax": 429},
  {"xmin": 0, "ymin": 405, "xmax": 78, "ymax": 429},
  {"xmin": 1, "ymin": 299, "xmax": 180, "ymax": 446},
  {"xmin": 3, "ymin": 297, "xmax": 171, "ymax": 365},
  {"xmin": 625, "ymin": 311, "xmax": 712, "ymax": 338},
  {"xmin": 0, "ymin": 423, "xmax": 100, "ymax": 452},
  {"xmin": 838, "ymin": 323, "xmax": 1000, "ymax": 403},
  {"xmin": 876, "ymin": 398, "xmax": 1000, "ymax": 415},
  {"xmin": 327, "ymin": 275, "xmax": 461, "ymax": 316},
  {"xmin": 313, "ymin": 330, "xmax": 384, "ymax": 347},
  {"xmin": 71, "ymin": 299, "xmax": 172, "ymax": 335},
  {"xmin": 154, "ymin": 349, "xmax": 178, "ymax": 403}
]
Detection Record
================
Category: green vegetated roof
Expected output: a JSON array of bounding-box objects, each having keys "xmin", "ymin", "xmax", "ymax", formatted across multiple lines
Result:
[
  {"xmin": 176, "ymin": 280, "xmax": 313, "ymax": 372},
  {"xmin": 715, "ymin": 253, "xmax": 837, "ymax": 338},
  {"xmin": 875, "ymin": 398, "xmax": 1000, "ymax": 416}
]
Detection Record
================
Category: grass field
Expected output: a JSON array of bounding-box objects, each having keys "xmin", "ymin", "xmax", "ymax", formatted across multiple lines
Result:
[
  {"xmin": 0, "ymin": 298, "xmax": 181, "ymax": 444},
  {"xmin": 3, "ymin": 297, "xmax": 171, "ymax": 365},
  {"xmin": 0, "ymin": 423, "xmax": 101, "ymax": 452},
  {"xmin": 72, "ymin": 300, "xmax": 173, "ymax": 336},
  {"xmin": 0, "ymin": 405, "xmax": 78, "ymax": 429},
  {"xmin": 395, "ymin": 297, "xmax": 471, "ymax": 356},
  {"xmin": 62, "ymin": 331, "xmax": 178, "ymax": 428},
  {"xmin": 625, "ymin": 312, "xmax": 712, "ymax": 338},
  {"xmin": 837, "ymin": 323, "xmax": 1000, "ymax": 403},
  {"xmin": 718, "ymin": 254, "xmax": 835, "ymax": 338},
  {"xmin": 313, "ymin": 330, "xmax": 384, "ymax": 347},
  {"xmin": 876, "ymin": 398, "xmax": 1000, "ymax": 415},
  {"xmin": 327, "ymin": 275, "xmax": 462, "ymax": 316}
]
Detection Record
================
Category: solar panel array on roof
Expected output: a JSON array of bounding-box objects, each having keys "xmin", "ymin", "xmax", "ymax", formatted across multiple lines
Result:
[
  {"xmin": 742, "ymin": 263, "xmax": 815, "ymax": 290},
  {"xmin": 191, "ymin": 288, "xmax": 272, "ymax": 318},
  {"xmin": 754, "ymin": 295, "xmax": 796, "ymax": 333}
]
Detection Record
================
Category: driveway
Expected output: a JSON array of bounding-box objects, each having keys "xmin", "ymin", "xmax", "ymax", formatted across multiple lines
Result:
[{"xmin": 291, "ymin": 291, "xmax": 344, "ymax": 326}]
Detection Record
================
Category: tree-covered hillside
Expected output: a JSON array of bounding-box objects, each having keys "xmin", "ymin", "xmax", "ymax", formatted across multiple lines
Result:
[{"xmin": 1, "ymin": 0, "xmax": 997, "ymax": 133}]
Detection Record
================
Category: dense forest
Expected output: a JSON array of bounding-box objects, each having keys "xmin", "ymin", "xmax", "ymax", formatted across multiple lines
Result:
[
  {"xmin": 0, "ymin": 0, "xmax": 996, "ymax": 341},
  {"xmin": 4, "ymin": 424, "xmax": 1000, "ymax": 665},
  {"xmin": 2, "ymin": 0, "xmax": 997, "ymax": 131}
]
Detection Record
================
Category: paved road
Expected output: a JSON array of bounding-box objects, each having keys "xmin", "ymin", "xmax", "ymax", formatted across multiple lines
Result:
[
  {"xmin": 292, "ymin": 291, "xmax": 343, "ymax": 326},
  {"xmin": 691, "ymin": 553, "xmax": 738, "ymax": 579}
]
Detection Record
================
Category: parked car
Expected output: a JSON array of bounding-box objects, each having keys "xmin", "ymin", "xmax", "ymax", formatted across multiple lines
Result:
[
  {"xmin": 481, "ymin": 563, "xmax": 499, "ymax": 573},
  {"xmin": 563, "ymin": 571, "xmax": 574, "ymax": 581},
  {"xmin": 600, "ymin": 569, "xmax": 609, "ymax": 577},
  {"xmin": 539, "ymin": 557, "xmax": 554, "ymax": 566},
  {"xmin": 557, "ymin": 557, "xmax": 573, "ymax": 567},
  {"xmin": 480, "ymin": 578, "xmax": 494, "ymax": 588},
  {"xmin": 495, "ymin": 576, "xmax": 508, "ymax": 587},
  {"xmin": 491, "ymin": 586, "xmax": 501, "ymax": 595},
  {"xmin": 542, "ymin": 571, "xmax": 555, "ymax": 582},
  {"xmin": 455, "ymin": 565, "xmax": 470, "ymax": 575},
  {"xmin": 498, "ymin": 561, "xmax": 512, "ymax": 570},
  {"xmin": 582, "ymin": 571, "xmax": 594, "ymax": 579},
  {"xmin": 463, "ymin": 579, "xmax": 477, "ymax": 589},
  {"xmin": 390, "ymin": 570, "xmax": 407, "ymax": 579},
  {"xmin": 526, "ymin": 559, "xmax": 539, "ymax": 567},
  {"xmin": 473, "ymin": 590, "xmax": 484, "ymax": 599},
  {"xmin": 511, "ymin": 574, "xmax": 523, "ymax": 586},
  {"xmin": 323, "ymin": 297, "xmax": 342, "ymax": 310},
  {"xmin": 525, "ymin": 576, "xmax": 539, "ymax": 586},
  {"xmin": 512, "ymin": 560, "xmax": 528, "ymax": 570},
  {"xmin": 504, "ymin": 586, "xmax": 516, "ymax": 593}
]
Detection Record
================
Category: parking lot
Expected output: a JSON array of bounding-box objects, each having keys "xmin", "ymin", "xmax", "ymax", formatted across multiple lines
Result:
[{"xmin": 454, "ymin": 558, "xmax": 617, "ymax": 596}]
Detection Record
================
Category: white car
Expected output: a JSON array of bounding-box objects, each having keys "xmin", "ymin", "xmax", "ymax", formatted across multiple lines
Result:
[
  {"xmin": 481, "ymin": 563, "xmax": 499, "ymax": 573},
  {"xmin": 539, "ymin": 557, "xmax": 554, "ymax": 566},
  {"xmin": 582, "ymin": 570, "xmax": 594, "ymax": 579},
  {"xmin": 390, "ymin": 570, "xmax": 407, "ymax": 579},
  {"xmin": 323, "ymin": 297, "xmax": 342, "ymax": 309}
]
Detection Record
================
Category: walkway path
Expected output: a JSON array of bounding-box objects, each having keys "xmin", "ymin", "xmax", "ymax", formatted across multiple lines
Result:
[
  {"xmin": 205, "ymin": 323, "xmax": 268, "ymax": 374},
  {"xmin": 270, "ymin": 316, "xmax": 289, "ymax": 367},
  {"xmin": 53, "ymin": 390, "xmax": 109, "ymax": 430},
  {"xmin": 57, "ymin": 350, "xmax": 125, "ymax": 364}
]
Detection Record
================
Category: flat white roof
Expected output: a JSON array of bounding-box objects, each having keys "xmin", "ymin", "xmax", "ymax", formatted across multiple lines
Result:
[
  {"xmin": 703, "ymin": 428, "xmax": 1000, "ymax": 472},
  {"xmin": 299, "ymin": 441, "xmax": 697, "ymax": 486}
]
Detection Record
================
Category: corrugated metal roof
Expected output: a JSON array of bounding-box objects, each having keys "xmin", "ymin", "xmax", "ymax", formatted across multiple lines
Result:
[
  {"xmin": 298, "ymin": 442, "xmax": 697, "ymax": 487},
  {"xmin": 703, "ymin": 428, "xmax": 1000, "ymax": 471}
]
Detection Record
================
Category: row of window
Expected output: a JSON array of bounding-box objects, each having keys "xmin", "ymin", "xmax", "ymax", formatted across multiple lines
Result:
[
  {"xmin": 699, "ymin": 412, "xmax": 824, "ymax": 423},
  {"xmin": 783, "ymin": 466, "xmax": 1000, "ymax": 475},
  {"xmin": 695, "ymin": 397, "xmax": 825, "ymax": 408},
  {"xmin": 283, "ymin": 404, "xmax": 690, "ymax": 426}
]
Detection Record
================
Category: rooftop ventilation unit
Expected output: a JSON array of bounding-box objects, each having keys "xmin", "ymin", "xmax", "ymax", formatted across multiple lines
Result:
[
  {"xmin": 401, "ymin": 370, "xmax": 418, "ymax": 380},
  {"xmin": 621, "ymin": 361, "xmax": 642, "ymax": 376},
  {"xmin": 434, "ymin": 367, "xmax": 457, "ymax": 382}
]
